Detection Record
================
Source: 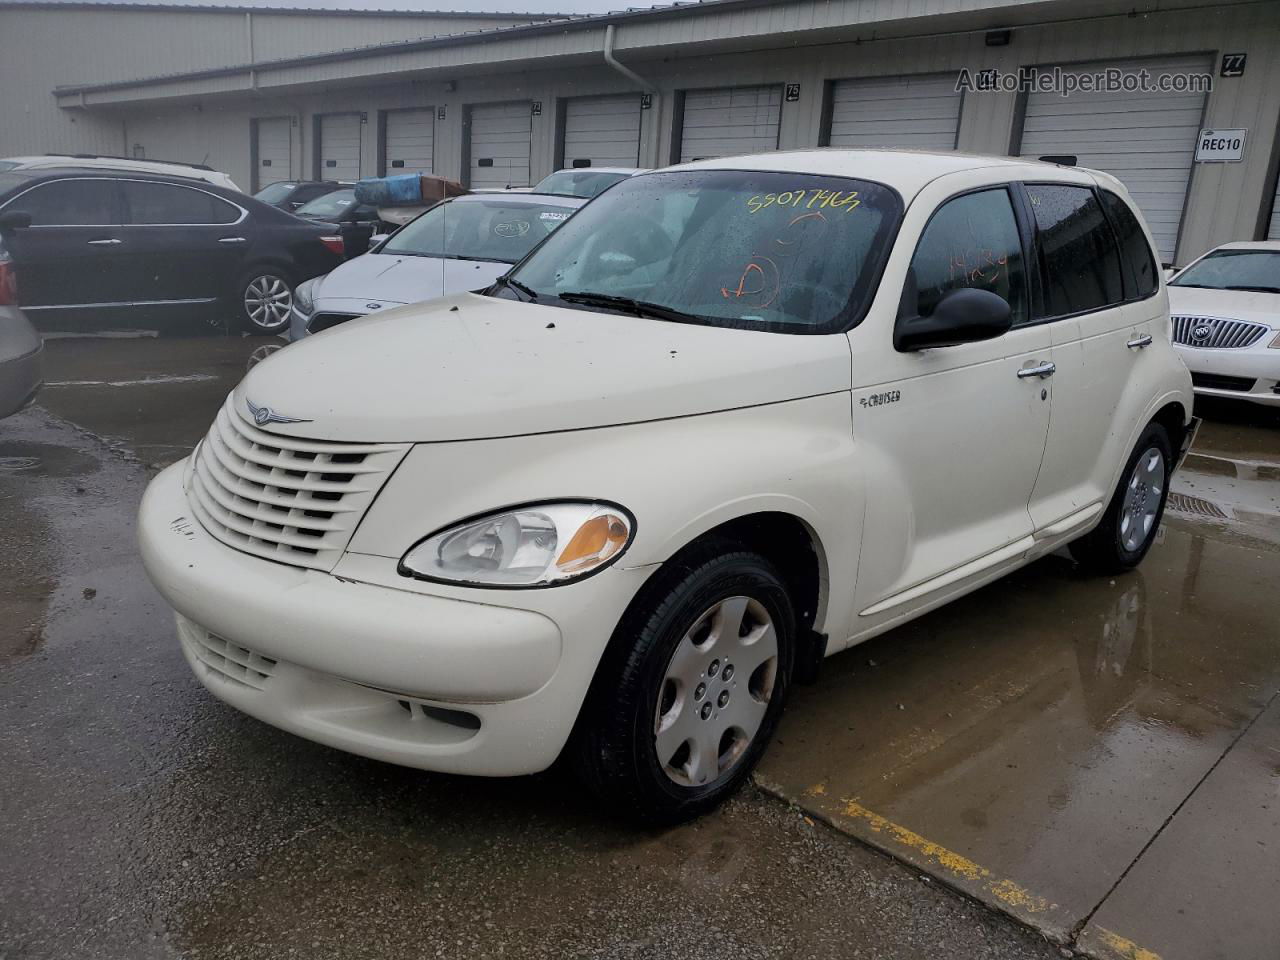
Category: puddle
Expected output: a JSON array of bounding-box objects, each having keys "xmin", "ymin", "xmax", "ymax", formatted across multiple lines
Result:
[{"xmin": 0, "ymin": 441, "xmax": 100, "ymax": 479}]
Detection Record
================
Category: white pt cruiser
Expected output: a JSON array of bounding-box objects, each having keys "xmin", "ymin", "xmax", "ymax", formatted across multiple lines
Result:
[{"xmin": 140, "ymin": 151, "xmax": 1195, "ymax": 822}]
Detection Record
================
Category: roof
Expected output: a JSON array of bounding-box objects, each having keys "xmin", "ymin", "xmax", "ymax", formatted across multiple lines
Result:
[
  {"xmin": 666, "ymin": 148, "xmax": 1093, "ymax": 198},
  {"xmin": 1212, "ymin": 241, "xmax": 1280, "ymax": 252},
  {"xmin": 0, "ymin": 0, "xmax": 579, "ymax": 15}
]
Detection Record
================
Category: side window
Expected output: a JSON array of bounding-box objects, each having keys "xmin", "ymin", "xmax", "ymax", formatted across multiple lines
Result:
[
  {"xmin": 1026, "ymin": 184, "xmax": 1124, "ymax": 316},
  {"xmin": 15, "ymin": 180, "xmax": 119, "ymax": 226},
  {"xmin": 1100, "ymin": 190, "xmax": 1158, "ymax": 299},
  {"xmin": 122, "ymin": 182, "xmax": 240, "ymax": 225},
  {"xmin": 907, "ymin": 188, "xmax": 1029, "ymax": 326}
]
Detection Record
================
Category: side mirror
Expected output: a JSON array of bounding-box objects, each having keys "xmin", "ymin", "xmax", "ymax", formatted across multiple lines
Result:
[
  {"xmin": 894, "ymin": 287, "xmax": 1013, "ymax": 352},
  {"xmin": 0, "ymin": 211, "xmax": 33, "ymax": 232}
]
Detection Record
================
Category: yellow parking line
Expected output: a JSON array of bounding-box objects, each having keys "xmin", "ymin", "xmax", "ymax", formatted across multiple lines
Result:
[
  {"xmin": 1092, "ymin": 927, "xmax": 1164, "ymax": 960},
  {"xmin": 840, "ymin": 800, "xmax": 1057, "ymax": 913}
]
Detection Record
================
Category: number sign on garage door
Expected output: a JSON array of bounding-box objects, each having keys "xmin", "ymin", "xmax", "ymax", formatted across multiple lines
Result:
[
  {"xmin": 827, "ymin": 74, "xmax": 962, "ymax": 150},
  {"xmin": 384, "ymin": 109, "xmax": 434, "ymax": 175},
  {"xmin": 254, "ymin": 117, "xmax": 292, "ymax": 191},
  {"xmin": 1018, "ymin": 56, "xmax": 1211, "ymax": 262},
  {"xmin": 679, "ymin": 86, "xmax": 781, "ymax": 163},
  {"xmin": 469, "ymin": 102, "xmax": 532, "ymax": 189},
  {"xmin": 318, "ymin": 113, "xmax": 362, "ymax": 182},
  {"xmin": 563, "ymin": 95, "xmax": 642, "ymax": 168}
]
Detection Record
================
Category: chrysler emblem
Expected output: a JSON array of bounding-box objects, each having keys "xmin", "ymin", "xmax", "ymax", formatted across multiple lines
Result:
[
  {"xmin": 1192, "ymin": 324, "xmax": 1213, "ymax": 342},
  {"xmin": 246, "ymin": 398, "xmax": 311, "ymax": 427}
]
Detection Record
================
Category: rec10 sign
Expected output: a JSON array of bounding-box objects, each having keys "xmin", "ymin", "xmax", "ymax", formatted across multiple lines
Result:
[{"xmin": 1195, "ymin": 128, "xmax": 1247, "ymax": 163}]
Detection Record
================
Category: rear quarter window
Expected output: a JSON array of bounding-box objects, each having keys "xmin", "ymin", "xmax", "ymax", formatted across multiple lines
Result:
[{"xmin": 1099, "ymin": 190, "xmax": 1159, "ymax": 299}]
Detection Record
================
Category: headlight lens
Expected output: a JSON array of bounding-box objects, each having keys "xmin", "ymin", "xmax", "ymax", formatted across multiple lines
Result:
[
  {"xmin": 1269, "ymin": 330, "xmax": 1280, "ymax": 349},
  {"xmin": 293, "ymin": 277, "xmax": 319, "ymax": 316},
  {"xmin": 399, "ymin": 501, "xmax": 633, "ymax": 587}
]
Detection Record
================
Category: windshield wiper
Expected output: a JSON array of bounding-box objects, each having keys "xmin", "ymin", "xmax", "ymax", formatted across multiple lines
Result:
[
  {"xmin": 556, "ymin": 291, "xmax": 707, "ymax": 326},
  {"xmin": 490, "ymin": 275, "xmax": 539, "ymax": 302},
  {"xmin": 1225, "ymin": 285, "xmax": 1280, "ymax": 294}
]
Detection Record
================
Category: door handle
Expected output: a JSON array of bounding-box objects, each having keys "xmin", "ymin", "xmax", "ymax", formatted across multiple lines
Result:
[
  {"xmin": 1126, "ymin": 334, "xmax": 1153, "ymax": 349},
  {"xmin": 86, "ymin": 238, "xmax": 121, "ymax": 245},
  {"xmin": 218, "ymin": 237, "xmax": 247, "ymax": 244},
  {"xmin": 1017, "ymin": 361, "xmax": 1056, "ymax": 379}
]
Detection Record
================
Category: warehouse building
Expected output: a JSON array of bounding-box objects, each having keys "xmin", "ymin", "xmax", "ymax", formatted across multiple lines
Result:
[{"xmin": 2, "ymin": 0, "xmax": 1280, "ymax": 264}]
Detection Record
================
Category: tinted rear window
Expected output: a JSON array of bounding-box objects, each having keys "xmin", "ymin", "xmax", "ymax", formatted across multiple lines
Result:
[
  {"xmin": 123, "ymin": 181, "xmax": 240, "ymax": 224},
  {"xmin": 1100, "ymin": 190, "xmax": 1158, "ymax": 299},
  {"xmin": 1027, "ymin": 184, "xmax": 1124, "ymax": 316}
]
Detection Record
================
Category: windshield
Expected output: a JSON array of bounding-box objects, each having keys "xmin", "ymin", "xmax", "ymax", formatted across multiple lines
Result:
[
  {"xmin": 533, "ymin": 169, "xmax": 631, "ymax": 199},
  {"xmin": 506, "ymin": 169, "xmax": 902, "ymax": 333},
  {"xmin": 1172, "ymin": 250, "xmax": 1280, "ymax": 293},
  {"xmin": 380, "ymin": 198, "xmax": 577, "ymax": 263},
  {"xmin": 297, "ymin": 189, "xmax": 357, "ymax": 218},
  {"xmin": 254, "ymin": 182, "xmax": 296, "ymax": 205}
]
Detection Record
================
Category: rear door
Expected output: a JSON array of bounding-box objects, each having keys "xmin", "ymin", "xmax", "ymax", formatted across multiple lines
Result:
[
  {"xmin": 562, "ymin": 94, "xmax": 642, "ymax": 168},
  {"xmin": 117, "ymin": 180, "xmax": 247, "ymax": 304},
  {"xmin": 1026, "ymin": 182, "xmax": 1164, "ymax": 532},
  {"xmin": 679, "ymin": 86, "xmax": 781, "ymax": 162},
  {"xmin": 2, "ymin": 177, "xmax": 128, "ymax": 314},
  {"xmin": 469, "ymin": 102, "xmax": 533, "ymax": 188},
  {"xmin": 318, "ymin": 114, "xmax": 363, "ymax": 182}
]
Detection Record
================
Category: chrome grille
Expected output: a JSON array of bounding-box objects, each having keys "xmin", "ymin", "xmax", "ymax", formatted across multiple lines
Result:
[
  {"xmin": 187, "ymin": 395, "xmax": 409, "ymax": 571},
  {"xmin": 1171, "ymin": 315, "xmax": 1269, "ymax": 349}
]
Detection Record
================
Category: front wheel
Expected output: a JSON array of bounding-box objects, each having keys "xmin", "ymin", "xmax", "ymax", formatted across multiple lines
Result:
[
  {"xmin": 1070, "ymin": 422, "xmax": 1172, "ymax": 574},
  {"xmin": 236, "ymin": 268, "xmax": 295, "ymax": 334},
  {"xmin": 573, "ymin": 546, "xmax": 795, "ymax": 824}
]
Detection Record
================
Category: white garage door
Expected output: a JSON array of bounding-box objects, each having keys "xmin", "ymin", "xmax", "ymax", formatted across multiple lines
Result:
[
  {"xmin": 827, "ymin": 74, "xmax": 962, "ymax": 150},
  {"xmin": 563, "ymin": 95, "xmax": 642, "ymax": 168},
  {"xmin": 318, "ymin": 113, "xmax": 362, "ymax": 182},
  {"xmin": 255, "ymin": 117, "xmax": 292, "ymax": 190},
  {"xmin": 680, "ymin": 86, "xmax": 781, "ymax": 163},
  {"xmin": 469, "ymin": 102, "xmax": 532, "ymax": 189},
  {"xmin": 385, "ymin": 109, "xmax": 434, "ymax": 175},
  {"xmin": 1018, "ymin": 56, "xmax": 1211, "ymax": 262},
  {"xmin": 1268, "ymin": 170, "xmax": 1280, "ymax": 241}
]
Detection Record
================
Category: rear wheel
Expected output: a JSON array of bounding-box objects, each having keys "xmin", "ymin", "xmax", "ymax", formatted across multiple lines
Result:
[
  {"xmin": 573, "ymin": 545, "xmax": 795, "ymax": 824},
  {"xmin": 1070, "ymin": 422, "xmax": 1171, "ymax": 574},
  {"xmin": 236, "ymin": 267, "xmax": 294, "ymax": 334}
]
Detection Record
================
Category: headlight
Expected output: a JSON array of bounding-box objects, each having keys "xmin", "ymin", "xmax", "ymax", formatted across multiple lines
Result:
[
  {"xmin": 1269, "ymin": 331, "xmax": 1280, "ymax": 349},
  {"xmin": 399, "ymin": 501, "xmax": 634, "ymax": 587},
  {"xmin": 293, "ymin": 277, "xmax": 319, "ymax": 316}
]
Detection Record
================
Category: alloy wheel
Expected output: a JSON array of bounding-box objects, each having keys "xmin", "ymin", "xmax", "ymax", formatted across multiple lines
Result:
[
  {"xmin": 653, "ymin": 595, "xmax": 779, "ymax": 788},
  {"xmin": 1119, "ymin": 445, "xmax": 1165, "ymax": 552},
  {"xmin": 243, "ymin": 275, "xmax": 293, "ymax": 330}
]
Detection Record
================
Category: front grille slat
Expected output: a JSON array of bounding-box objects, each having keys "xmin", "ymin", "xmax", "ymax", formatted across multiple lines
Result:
[
  {"xmin": 1171, "ymin": 315, "xmax": 1269, "ymax": 349},
  {"xmin": 187, "ymin": 629, "xmax": 279, "ymax": 690},
  {"xmin": 186, "ymin": 396, "xmax": 409, "ymax": 571}
]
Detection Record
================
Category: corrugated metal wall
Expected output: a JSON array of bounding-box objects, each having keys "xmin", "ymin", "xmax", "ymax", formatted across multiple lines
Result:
[{"xmin": 11, "ymin": 1, "xmax": 1280, "ymax": 262}]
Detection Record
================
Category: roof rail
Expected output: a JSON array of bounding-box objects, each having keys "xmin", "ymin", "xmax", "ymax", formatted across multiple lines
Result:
[{"xmin": 52, "ymin": 153, "xmax": 217, "ymax": 172}]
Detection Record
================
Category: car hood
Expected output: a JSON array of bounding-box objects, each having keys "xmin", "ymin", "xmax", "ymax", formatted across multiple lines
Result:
[
  {"xmin": 237, "ymin": 293, "xmax": 852, "ymax": 442},
  {"xmin": 313, "ymin": 253, "xmax": 506, "ymax": 312},
  {"xmin": 1168, "ymin": 286, "xmax": 1280, "ymax": 327}
]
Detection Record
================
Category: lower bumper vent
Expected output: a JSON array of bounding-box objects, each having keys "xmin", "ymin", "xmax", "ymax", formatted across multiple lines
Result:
[
  {"xmin": 1191, "ymin": 373, "xmax": 1257, "ymax": 393},
  {"xmin": 189, "ymin": 631, "xmax": 278, "ymax": 690}
]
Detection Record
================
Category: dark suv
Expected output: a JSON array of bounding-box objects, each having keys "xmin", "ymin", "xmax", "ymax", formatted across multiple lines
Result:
[
  {"xmin": 0, "ymin": 167, "xmax": 346, "ymax": 333},
  {"xmin": 253, "ymin": 180, "xmax": 351, "ymax": 212}
]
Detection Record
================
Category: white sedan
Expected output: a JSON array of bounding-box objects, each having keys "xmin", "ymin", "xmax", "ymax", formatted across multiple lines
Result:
[
  {"xmin": 1168, "ymin": 241, "xmax": 1280, "ymax": 407},
  {"xmin": 289, "ymin": 192, "xmax": 584, "ymax": 339}
]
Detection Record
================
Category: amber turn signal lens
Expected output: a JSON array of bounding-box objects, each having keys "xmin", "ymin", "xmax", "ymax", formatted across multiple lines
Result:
[{"xmin": 556, "ymin": 513, "xmax": 630, "ymax": 574}]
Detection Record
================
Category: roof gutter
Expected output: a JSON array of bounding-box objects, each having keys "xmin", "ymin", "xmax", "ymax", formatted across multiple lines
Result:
[{"xmin": 602, "ymin": 24, "xmax": 662, "ymax": 169}]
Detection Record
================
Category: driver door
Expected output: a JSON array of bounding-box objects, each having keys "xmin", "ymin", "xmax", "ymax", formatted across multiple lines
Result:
[{"xmin": 849, "ymin": 184, "xmax": 1054, "ymax": 627}]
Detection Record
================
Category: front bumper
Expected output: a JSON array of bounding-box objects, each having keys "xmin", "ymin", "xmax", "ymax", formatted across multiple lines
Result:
[
  {"xmin": 1174, "ymin": 342, "xmax": 1280, "ymax": 407},
  {"xmin": 139, "ymin": 462, "xmax": 595, "ymax": 776},
  {"xmin": 0, "ymin": 340, "xmax": 42, "ymax": 419}
]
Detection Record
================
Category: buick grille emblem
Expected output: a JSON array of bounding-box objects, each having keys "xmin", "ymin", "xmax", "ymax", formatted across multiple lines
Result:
[
  {"xmin": 1192, "ymin": 324, "xmax": 1213, "ymax": 342},
  {"xmin": 246, "ymin": 398, "xmax": 311, "ymax": 427},
  {"xmin": 366, "ymin": 302, "xmax": 384, "ymax": 311}
]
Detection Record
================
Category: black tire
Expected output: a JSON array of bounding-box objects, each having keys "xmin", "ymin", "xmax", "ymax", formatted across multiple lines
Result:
[
  {"xmin": 572, "ymin": 542, "xmax": 795, "ymax": 824},
  {"xmin": 234, "ymin": 265, "xmax": 295, "ymax": 334},
  {"xmin": 1069, "ymin": 422, "xmax": 1172, "ymax": 575}
]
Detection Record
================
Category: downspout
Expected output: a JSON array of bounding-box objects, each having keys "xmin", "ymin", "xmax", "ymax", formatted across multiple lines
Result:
[
  {"xmin": 603, "ymin": 24, "xmax": 661, "ymax": 168},
  {"xmin": 246, "ymin": 12, "xmax": 259, "ymax": 94}
]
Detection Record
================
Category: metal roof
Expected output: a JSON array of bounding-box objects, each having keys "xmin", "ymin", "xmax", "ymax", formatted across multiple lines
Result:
[{"xmin": 0, "ymin": 0, "xmax": 581, "ymax": 15}]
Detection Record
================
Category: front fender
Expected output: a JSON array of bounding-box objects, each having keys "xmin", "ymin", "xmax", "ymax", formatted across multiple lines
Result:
[{"xmin": 347, "ymin": 392, "xmax": 863, "ymax": 639}]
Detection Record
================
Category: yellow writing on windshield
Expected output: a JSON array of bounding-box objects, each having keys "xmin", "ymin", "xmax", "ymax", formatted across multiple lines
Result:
[{"xmin": 747, "ymin": 189, "xmax": 861, "ymax": 214}]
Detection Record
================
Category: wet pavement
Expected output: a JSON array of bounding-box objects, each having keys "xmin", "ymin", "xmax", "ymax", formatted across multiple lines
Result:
[
  {"xmin": 1, "ymin": 336, "xmax": 1278, "ymax": 960},
  {"xmin": 0, "ymin": 336, "xmax": 1059, "ymax": 960}
]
